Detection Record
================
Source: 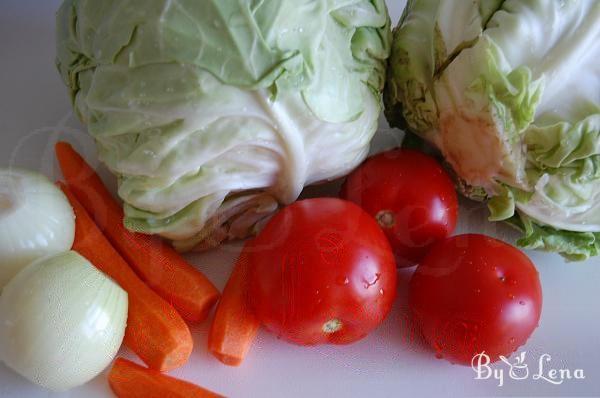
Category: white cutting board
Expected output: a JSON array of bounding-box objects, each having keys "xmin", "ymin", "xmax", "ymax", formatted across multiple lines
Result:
[{"xmin": 1, "ymin": 1, "xmax": 599, "ymax": 397}]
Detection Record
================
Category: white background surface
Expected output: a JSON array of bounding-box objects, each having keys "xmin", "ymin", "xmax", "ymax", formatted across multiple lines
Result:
[{"xmin": 1, "ymin": 1, "xmax": 599, "ymax": 397}]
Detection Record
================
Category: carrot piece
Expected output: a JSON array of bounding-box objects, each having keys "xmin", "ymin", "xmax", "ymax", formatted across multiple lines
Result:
[
  {"xmin": 109, "ymin": 358, "xmax": 223, "ymax": 398},
  {"xmin": 59, "ymin": 183, "xmax": 193, "ymax": 371},
  {"xmin": 208, "ymin": 243, "xmax": 260, "ymax": 366},
  {"xmin": 55, "ymin": 142, "xmax": 219, "ymax": 323}
]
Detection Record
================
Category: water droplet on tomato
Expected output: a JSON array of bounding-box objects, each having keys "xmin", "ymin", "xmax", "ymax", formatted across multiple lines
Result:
[
  {"xmin": 509, "ymin": 337, "xmax": 516, "ymax": 344},
  {"xmin": 336, "ymin": 276, "xmax": 350, "ymax": 286},
  {"xmin": 379, "ymin": 288, "xmax": 384, "ymax": 295},
  {"xmin": 508, "ymin": 293, "xmax": 515, "ymax": 300}
]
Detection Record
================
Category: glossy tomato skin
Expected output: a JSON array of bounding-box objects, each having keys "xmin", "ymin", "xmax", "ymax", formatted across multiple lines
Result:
[
  {"xmin": 248, "ymin": 198, "xmax": 397, "ymax": 345},
  {"xmin": 341, "ymin": 149, "xmax": 458, "ymax": 267},
  {"xmin": 409, "ymin": 234, "xmax": 542, "ymax": 365}
]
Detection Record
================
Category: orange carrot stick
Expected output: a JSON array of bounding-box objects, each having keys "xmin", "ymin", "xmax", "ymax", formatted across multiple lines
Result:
[
  {"xmin": 109, "ymin": 358, "xmax": 223, "ymax": 398},
  {"xmin": 208, "ymin": 243, "xmax": 260, "ymax": 366},
  {"xmin": 59, "ymin": 183, "xmax": 193, "ymax": 371},
  {"xmin": 55, "ymin": 142, "xmax": 219, "ymax": 323}
]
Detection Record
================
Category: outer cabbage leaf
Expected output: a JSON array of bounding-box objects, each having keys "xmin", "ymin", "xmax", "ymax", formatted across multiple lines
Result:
[{"xmin": 506, "ymin": 214, "xmax": 600, "ymax": 262}]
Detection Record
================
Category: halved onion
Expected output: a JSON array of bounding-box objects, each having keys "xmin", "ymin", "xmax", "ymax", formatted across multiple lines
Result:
[
  {"xmin": 0, "ymin": 168, "xmax": 75, "ymax": 288},
  {"xmin": 0, "ymin": 251, "xmax": 128, "ymax": 391}
]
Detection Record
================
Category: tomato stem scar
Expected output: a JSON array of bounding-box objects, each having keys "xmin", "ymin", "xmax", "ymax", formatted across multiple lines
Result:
[
  {"xmin": 375, "ymin": 210, "xmax": 396, "ymax": 229},
  {"xmin": 322, "ymin": 319, "xmax": 343, "ymax": 334}
]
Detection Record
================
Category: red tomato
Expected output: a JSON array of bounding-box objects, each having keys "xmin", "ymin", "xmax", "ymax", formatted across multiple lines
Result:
[
  {"xmin": 341, "ymin": 149, "xmax": 458, "ymax": 267},
  {"xmin": 409, "ymin": 234, "xmax": 543, "ymax": 365},
  {"xmin": 248, "ymin": 198, "xmax": 397, "ymax": 345}
]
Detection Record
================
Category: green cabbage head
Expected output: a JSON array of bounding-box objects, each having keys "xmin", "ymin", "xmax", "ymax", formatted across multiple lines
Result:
[
  {"xmin": 56, "ymin": 0, "xmax": 391, "ymax": 250},
  {"xmin": 385, "ymin": 0, "xmax": 600, "ymax": 260}
]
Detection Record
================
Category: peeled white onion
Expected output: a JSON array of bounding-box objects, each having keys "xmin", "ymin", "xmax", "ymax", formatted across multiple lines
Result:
[
  {"xmin": 0, "ymin": 168, "xmax": 75, "ymax": 288},
  {"xmin": 0, "ymin": 251, "xmax": 128, "ymax": 391}
]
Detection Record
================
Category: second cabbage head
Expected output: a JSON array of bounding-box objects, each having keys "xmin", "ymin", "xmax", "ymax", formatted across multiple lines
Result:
[
  {"xmin": 56, "ymin": 0, "xmax": 390, "ymax": 250},
  {"xmin": 385, "ymin": 0, "xmax": 600, "ymax": 260}
]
